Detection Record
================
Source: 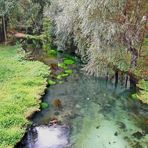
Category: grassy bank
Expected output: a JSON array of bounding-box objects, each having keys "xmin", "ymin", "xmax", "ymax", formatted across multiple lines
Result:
[{"xmin": 0, "ymin": 45, "xmax": 49, "ymax": 148}]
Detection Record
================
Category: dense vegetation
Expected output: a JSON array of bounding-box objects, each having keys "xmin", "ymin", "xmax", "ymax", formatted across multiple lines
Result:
[
  {"xmin": 0, "ymin": 45, "xmax": 49, "ymax": 147},
  {"xmin": 0, "ymin": 0, "xmax": 147, "ymax": 147}
]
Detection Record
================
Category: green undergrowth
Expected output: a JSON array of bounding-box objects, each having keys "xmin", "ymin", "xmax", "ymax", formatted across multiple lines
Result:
[
  {"xmin": 134, "ymin": 38, "xmax": 148, "ymax": 104},
  {"xmin": 111, "ymin": 37, "xmax": 148, "ymax": 104},
  {"xmin": 132, "ymin": 80, "xmax": 148, "ymax": 104},
  {"xmin": 130, "ymin": 37, "xmax": 148, "ymax": 104},
  {"xmin": 0, "ymin": 45, "xmax": 49, "ymax": 148}
]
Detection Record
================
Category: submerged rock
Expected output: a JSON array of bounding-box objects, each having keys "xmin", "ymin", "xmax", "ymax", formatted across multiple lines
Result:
[
  {"xmin": 132, "ymin": 131, "xmax": 145, "ymax": 139},
  {"xmin": 49, "ymin": 117, "xmax": 59, "ymax": 125},
  {"xmin": 116, "ymin": 121, "xmax": 126, "ymax": 129},
  {"xmin": 114, "ymin": 132, "xmax": 118, "ymax": 136},
  {"xmin": 96, "ymin": 126, "xmax": 100, "ymax": 129},
  {"xmin": 86, "ymin": 98, "xmax": 90, "ymax": 100},
  {"xmin": 54, "ymin": 111, "xmax": 60, "ymax": 116},
  {"xmin": 75, "ymin": 104, "xmax": 81, "ymax": 109}
]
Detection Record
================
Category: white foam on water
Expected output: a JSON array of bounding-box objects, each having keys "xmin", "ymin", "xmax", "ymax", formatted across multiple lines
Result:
[{"xmin": 33, "ymin": 125, "xmax": 69, "ymax": 148}]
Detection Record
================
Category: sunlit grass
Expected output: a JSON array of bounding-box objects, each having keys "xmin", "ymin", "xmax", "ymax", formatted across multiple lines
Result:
[{"xmin": 0, "ymin": 45, "xmax": 49, "ymax": 148}]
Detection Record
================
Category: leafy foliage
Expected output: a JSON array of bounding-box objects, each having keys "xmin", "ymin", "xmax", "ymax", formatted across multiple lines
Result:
[
  {"xmin": 48, "ymin": 79, "xmax": 56, "ymax": 85},
  {"xmin": 63, "ymin": 58, "xmax": 75, "ymax": 65},
  {"xmin": 137, "ymin": 80, "xmax": 148, "ymax": 91},
  {"xmin": 49, "ymin": 0, "xmax": 147, "ymax": 77},
  {"xmin": 132, "ymin": 80, "xmax": 148, "ymax": 104}
]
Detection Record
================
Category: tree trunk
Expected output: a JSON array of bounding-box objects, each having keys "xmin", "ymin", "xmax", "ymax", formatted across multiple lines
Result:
[
  {"xmin": 125, "ymin": 74, "xmax": 128, "ymax": 88},
  {"xmin": 129, "ymin": 47, "xmax": 138, "ymax": 88},
  {"xmin": 130, "ymin": 76, "xmax": 136, "ymax": 89},
  {"xmin": 115, "ymin": 71, "xmax": 118, "ymax": 88},
  {"xmin": 105, "ymin": 72, "xmax": 109, "ymax": 86},
  {"xmin": 2, "ymin": 15, "xmax": 7, "ymax": 43}
]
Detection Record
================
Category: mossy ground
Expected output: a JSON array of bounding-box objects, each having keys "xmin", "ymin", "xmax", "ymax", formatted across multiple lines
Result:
[{"xmin": 0, "ymin": 45, "xmax": 49, "ymax": 148}]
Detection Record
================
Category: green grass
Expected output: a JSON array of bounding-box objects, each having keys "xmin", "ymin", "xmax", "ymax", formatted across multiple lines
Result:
[{"xmin": 0, "ymin": 45, "xmax": 49, "ymax": 148}]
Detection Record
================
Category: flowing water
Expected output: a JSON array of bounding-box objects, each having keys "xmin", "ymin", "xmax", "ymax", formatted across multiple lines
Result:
[{"xmin": 18, "ymin": 67, "xmax": 148, "ymax": 148}]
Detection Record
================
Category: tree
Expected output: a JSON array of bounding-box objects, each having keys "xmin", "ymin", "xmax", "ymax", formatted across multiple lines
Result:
[
  {"xmin": 49, "ymin": 0, "xmax": 147, "ymax": 79},
  {"xmin": 0, "ymin": 0, "xmax": 51, "ymax": 43},
  {"xmin": 0, "ymin": 0, "xmax": 18, "ymax": 42}
]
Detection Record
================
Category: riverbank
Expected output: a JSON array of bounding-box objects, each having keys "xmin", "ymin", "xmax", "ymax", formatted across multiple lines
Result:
[
  {"xmin": 0, "ymin": 45, "xmax": 49, "ymax": 148},
  {"xmin": 113, "ymin": 37, "xmax": 148, "ymax": 104}
]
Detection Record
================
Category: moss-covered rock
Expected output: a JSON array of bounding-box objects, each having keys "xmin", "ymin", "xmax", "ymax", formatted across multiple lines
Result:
[{"xmin": 40, "ymin": 102, "xmax": 49, "ymax": 109}]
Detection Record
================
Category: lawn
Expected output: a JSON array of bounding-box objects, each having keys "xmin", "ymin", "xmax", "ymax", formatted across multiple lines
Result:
[{"xmin": 0, "ymin": 45, "xmax": 49, "ymax": 148}]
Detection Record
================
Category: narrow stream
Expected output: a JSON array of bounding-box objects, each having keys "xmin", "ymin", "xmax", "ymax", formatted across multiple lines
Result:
[{"xmin": 17, "ymin": 67, "xmax": 148, "ymax": 148}]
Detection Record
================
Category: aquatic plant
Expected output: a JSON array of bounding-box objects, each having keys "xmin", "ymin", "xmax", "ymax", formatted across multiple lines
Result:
[
  {"xmin": 56, "ymin": 75, "xmax": 63, "ymax": 80},
  {"xmin": 65, "ymin": 69, "xmax": 73, "ymax": 75},
  {"xmin": 58, "ymin": 63, "xmax": 68, "ymax": 70},
  {"xmin": 40, "ymin": 102, "xmax": 49, "ymax": 109},
  {"xmin": 63, "ymin": 59, "xmax": 75, "ymax": 65},
  {"xmin": 47, "ymin": 49, "xmax": 57, "ymax": 57},
  {"xmin": 57, "ymin": 73, "xmax": 69, "ymax": 80},
  {"xmin": 58, "ymin": 81, "xmax": 64, "ymax": 84},
  {"xmin": 48, "ymin": 79, "xmax": 56, "ymax": 85},
  {"xmin": 131, "ymin": 94, "xmax": 138, "ymax": 100}
]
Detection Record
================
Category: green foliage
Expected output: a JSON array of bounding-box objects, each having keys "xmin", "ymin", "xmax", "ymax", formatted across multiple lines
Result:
[
  {"xmin": 42, "ymin": 18, "xmax": 52, "ymax": 52},
  {"xmin": 56, "ymin": 74, "xmax": 63, "ymax": 80},
  {"xmin": 132, "ymin": 80, "xmax": 148, "ymax": 104},
  {"xmin": 47, "ymin": 49, "xmax": 57, "ymax": 57},
  {"xmin": 131, "ymin": 94, "xmax": 138, "ymax": 100},
  {"xmin": 137, "ymin": 80, "xmax": 148, "ymax": 91},
  {"xmin": 0, "ymin": 0, "xmax": 17, "ymax": 15},
  {"xmin": 135, "ymin": 80, "xmax": 148, "ymax": 104},
  {"xmin": 65, "ymin": 69, "xmax": 73, "ymax": 75},
  {"xmin": 63, "ymin": 59, "xmax": 75, "ymax": 65},
  {"xmin": 19, "ymin": 18, "xmax": 52, "ymax": 55},
  {"xmin": 56, "ymin": 73, "xmax": 69, "ymax": 80},
  {"xmin": 0, "ymin": 45, "xmax": 49, "ymax": 147},
  {"xmin": 58, "ymin": 63, "xmax": 68, "ymax": 69},
  {"xmin": 40, "ymin": 102, "xmax": 49, "ymax": 109},
  {"xmin": 48, "ymin": 79, "xmax": 56, "ymax": 85},
  {"xmin": 58, "ymin": 81, "xmax": 64, "ymax": 84}
]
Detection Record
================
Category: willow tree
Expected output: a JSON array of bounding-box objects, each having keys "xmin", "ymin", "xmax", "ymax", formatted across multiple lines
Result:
[{"xmin": 49, "ymin": 0, "xmax": 147, "ymax": 78}]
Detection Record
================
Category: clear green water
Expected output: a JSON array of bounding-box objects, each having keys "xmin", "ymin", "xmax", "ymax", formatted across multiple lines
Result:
[{"xmin": 21, "ymin": 68, "xmax": 148, "ymax": 148}]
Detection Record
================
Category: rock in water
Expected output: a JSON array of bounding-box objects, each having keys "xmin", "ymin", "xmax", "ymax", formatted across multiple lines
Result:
[
  {"xmin": 75, "ymin": 104, "xmax": 81, "ymax": 109},
  {"xmin": 52, "ymin": 99, "xmax": 62, "ymax": 109},
  {"xmin": 132, "ymin": 131, "xmax": 144, "ymax": 139},
  {"xmin": 86, "ymin": 98, "xmax": 90, "ymax": 100}
]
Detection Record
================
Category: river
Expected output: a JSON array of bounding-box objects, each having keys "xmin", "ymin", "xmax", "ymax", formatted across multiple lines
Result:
[{"xmin": 17, "ymin": 66, "xmax": 148, "ymax": 148}]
